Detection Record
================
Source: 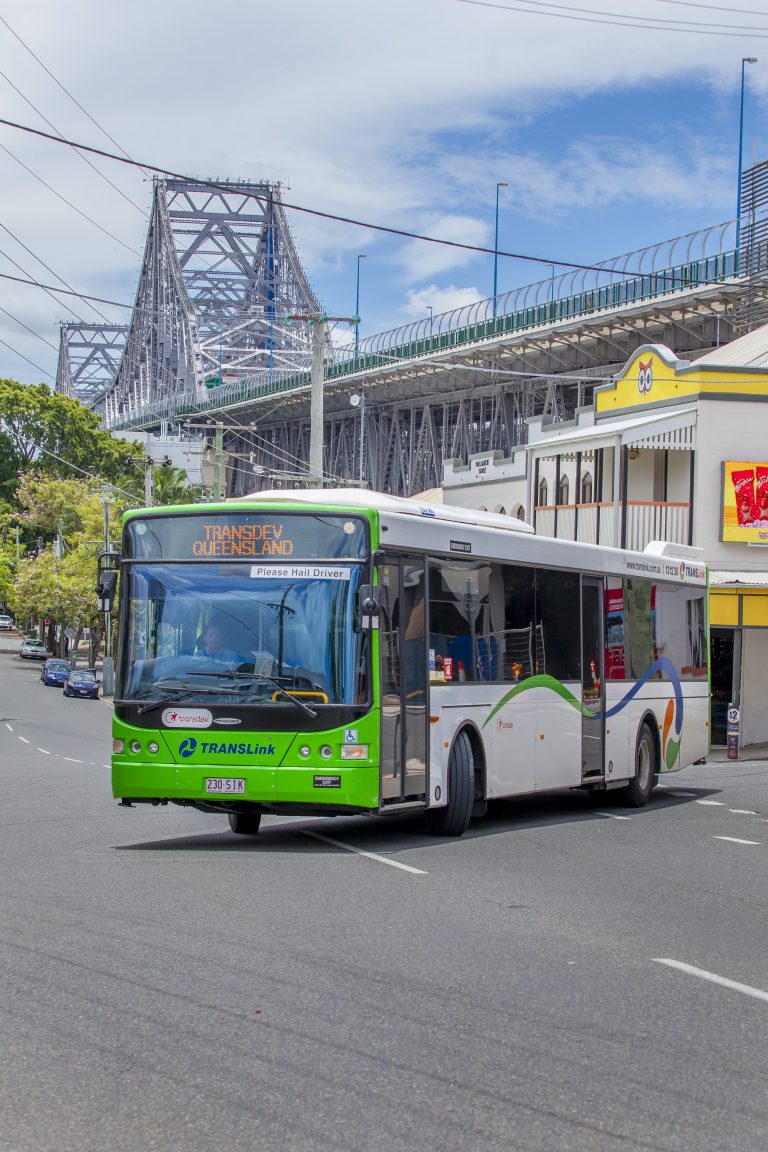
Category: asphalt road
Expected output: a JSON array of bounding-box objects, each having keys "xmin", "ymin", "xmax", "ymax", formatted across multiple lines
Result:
[{"xmin": 1, "ymin": 644, "xmax": 767, "ymax": 1151}]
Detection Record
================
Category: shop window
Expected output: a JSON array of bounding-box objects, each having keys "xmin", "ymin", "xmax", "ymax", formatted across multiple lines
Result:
[
  {"xmin": 558, "ymin": 475, "xmax": 569, "ymax": 506},
  {"xmin": 581, "ymin": 472, "xmax": 593, "ymax": 503},
  {"xmin": 538, "ymin": 478, "xmax": 548, "ymax": 507}
]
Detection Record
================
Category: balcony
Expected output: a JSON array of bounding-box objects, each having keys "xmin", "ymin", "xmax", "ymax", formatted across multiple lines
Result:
[{"xmin": 534, "ymin": 500, "xmax": 691, "ymax": 550}]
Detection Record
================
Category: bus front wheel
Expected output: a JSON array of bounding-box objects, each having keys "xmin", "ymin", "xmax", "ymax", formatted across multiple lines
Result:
[
  {"xmin": 622, "ymin": 723, "xmax": 656, "ymax": 808},
  {"xmin": 228, "ymin": 810, "xmax": 262, "ymax": 836},
  {"xmin": 426, "ymin": 730, "xmax": 474, "ymax": 837}
]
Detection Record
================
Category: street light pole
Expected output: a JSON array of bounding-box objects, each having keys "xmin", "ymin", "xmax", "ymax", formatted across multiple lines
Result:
[
  {"xmin": 492, "ymin": 181, "xmax": 508, "ymax": 321},
  {"xmin": 737, "ymin": 57, "xmax": 758, "ymax": 254},
  {"xmin": 354, "ymin": 254, "xmax": 367, "ymax": 357}
]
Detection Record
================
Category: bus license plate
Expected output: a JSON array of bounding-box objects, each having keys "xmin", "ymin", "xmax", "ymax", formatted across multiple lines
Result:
[{"xmin": 204, "ymin": 777, "xmax": 245, "ymax": 795}]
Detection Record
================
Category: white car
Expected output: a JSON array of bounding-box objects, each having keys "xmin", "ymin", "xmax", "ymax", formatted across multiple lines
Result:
[{"xmin": 0, "ymin": 615, "xmax": 12, "ymax": 631}]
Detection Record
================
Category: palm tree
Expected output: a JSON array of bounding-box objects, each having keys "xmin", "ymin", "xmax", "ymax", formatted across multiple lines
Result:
[{"xmin": 152, "ymin": 465, "xmax": 201, "ymax": 506}]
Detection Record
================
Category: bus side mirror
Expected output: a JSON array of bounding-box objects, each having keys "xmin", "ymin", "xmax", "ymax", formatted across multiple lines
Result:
[
  {"xmin": 97, "ymin": 569, "xmax": 118, "ymax": 613},
  {"xmin": 358, "ymin": 585, "xmax": 380, "ymax": 630}
]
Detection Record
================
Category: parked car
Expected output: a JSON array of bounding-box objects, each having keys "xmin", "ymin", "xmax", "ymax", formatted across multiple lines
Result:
[
  {"xmin": 20, "ymin": 639, "xmax": 49, "ymax": 660},
  {"xmin": 0, "ymin": 614, "xmax": 13, "ymax": 631},
  {"xmin": 62, "ymin": 668, "xmax": 99, "ymax": 699},
  {"xmin": 40, "ymin": 658, "xmax": 71, "ymax": 686}
]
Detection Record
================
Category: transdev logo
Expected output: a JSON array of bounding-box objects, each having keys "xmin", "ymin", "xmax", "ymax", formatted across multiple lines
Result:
[
  {"xmin": 161, "ymin": 708, "xmax": 212, "ymax": 728},
  {"xmin": 179, "ymin": 737, "xmax": 198, "ymax": 758}
]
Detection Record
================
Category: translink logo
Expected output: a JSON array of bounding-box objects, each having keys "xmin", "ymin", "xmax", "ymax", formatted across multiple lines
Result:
[{"xmin": 177, "ymin": 737, "xmax": 276, "ymax": 758}]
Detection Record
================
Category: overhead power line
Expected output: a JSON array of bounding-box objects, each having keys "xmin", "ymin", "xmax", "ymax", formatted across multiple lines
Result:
[
  {"xmin": 0, "ymin": 335, "xmax": 54, "ymax": 379},
  {"xmin": 0, "ymin": 65, "xmax": 146, "ymax": 217},
  {"xmin": 0, "ymin": 15, "xmax": 152, "ymax": 177},
  {"xmin": 0, "ymin": 141, "xmax": 142, "ymax": 256},
  {"xmin": 0, "ymin": 220, "xmax": 110, "ymax": 322},
  {"xmin": 0, "ymin": 302, "xmax": 57, "ymax": 350},
  {"xmin": 455, "ymin": 0, "xmax": 768, "ymax": 35},
  {"xmin": 0, "ymin": 115, "xmax": 668, "ymax": 279}
]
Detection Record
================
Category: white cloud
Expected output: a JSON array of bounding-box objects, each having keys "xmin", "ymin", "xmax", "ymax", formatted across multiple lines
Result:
[
  {"xmin": 0, "ymin": 0, "xmax": 764, "ymax": 384},
  {"xmin": 396, "ymin": 216, "xmax": 490, "ymax": 280},
  {"xmin": 403, "ymin": 284, "xmax": 485, "ymax": 321}
]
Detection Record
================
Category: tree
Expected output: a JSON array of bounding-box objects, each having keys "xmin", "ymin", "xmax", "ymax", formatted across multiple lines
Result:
[
  {"xmin": 151, "ymin": 464, "xmax": 201, "ymax": 506},
  {"xmin": 0, "ymin": 378, "xmax": 142, "ymax": 503},
  {"xmin": 8, "ymin": 475, "xmax": 125, "ymax": 659}
]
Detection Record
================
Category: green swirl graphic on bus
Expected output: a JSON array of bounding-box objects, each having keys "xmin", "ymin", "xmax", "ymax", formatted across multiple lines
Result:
[{"xmin": 484, "ymin": 658, "xmax": 683, "ymax": 769}]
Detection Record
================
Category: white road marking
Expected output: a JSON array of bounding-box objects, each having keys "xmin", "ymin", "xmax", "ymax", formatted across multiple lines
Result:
[
  {"xmin": 696, "ymin": 799, "xmax": 725, "ymax": 806},
  {"xmin": 594, "ymin": 812, "xmax": 631, "ymax": 820},
  {"xmin": 714, "ymin": 835, "xmax": 760, "ymax": 846},
  {"xmin": 653, "ymin": 958, "xmax": 768, "ymax": 1005},
  {"xmin": 729, "ymin": 808, "xmax": 758, "ymax": 815},
  {"xmin": 18, "ymin": 736, "xmax": 29, "ymax": 744},
  {"xmin": 36, "ymin": 748, "xmax": 50, "ymax": 755},
  {"xmin": 62, "ymin": 757, "xmax": 84, "ymax": 764},
  {"xmin": 4, "ymin": 723, "xmax": 12, "ymax": 732},
  {"xmin": 303, "ymin": 830, "xmax": 428, "ymax": 874}
]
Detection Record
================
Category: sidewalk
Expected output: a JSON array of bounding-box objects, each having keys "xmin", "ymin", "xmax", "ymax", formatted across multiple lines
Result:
[{"xmin": 706, "ymin": 742, "xmax": 768, "ymax": 763}]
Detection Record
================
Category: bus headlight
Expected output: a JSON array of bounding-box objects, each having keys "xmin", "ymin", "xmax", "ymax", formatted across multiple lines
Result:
[{"xmin": 340, "ymin": 745, "xmax": 368, "ymax": 760}]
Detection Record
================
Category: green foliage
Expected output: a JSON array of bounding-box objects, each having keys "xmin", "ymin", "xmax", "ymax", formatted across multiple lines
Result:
[
  {"xmin": 152, "ymin": 464, "xmax": 201, "ymax": 506},
  {"xmin": 0, "ymin": 377, "xmax": 200, "ymax": 641},
  {"xmin": 0, "ymin": 377, "xmax": 142, "ymax": 502}
]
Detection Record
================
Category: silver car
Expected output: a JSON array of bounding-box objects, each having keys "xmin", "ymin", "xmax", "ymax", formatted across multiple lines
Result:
[{"xmin": 20, "ymin": 639, "xmax": 48, "ymax": 660}]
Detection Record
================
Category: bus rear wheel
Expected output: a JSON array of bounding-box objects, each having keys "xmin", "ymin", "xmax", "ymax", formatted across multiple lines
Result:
[
  {"xmin": 228, "ymin": 810, "xmax": 262, "ymax": 836},
  {"xmin": 622, "ymin": 723, "xmax": 656, "ymax": 808},
  {"xmin": 426, "ymin": 730, "xmax": 474, "ymax": 837}
]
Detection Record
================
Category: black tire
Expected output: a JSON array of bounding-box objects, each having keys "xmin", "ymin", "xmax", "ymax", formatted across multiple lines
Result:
[
  {"xmin": 622, "ymin": 723, "xmax": 656, "ymax": 807},
  {"xmin": 228, "ymin": 810, "xmax": 262, "ymax": 836},
  {"xmin": 426, "ymin": 729, "xmax": 474, "ymax": 836}
]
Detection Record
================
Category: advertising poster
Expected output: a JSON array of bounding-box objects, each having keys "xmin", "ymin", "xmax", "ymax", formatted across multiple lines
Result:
[
  {"xmin": 604, "ymin": 587, "xmax": 626, "ymax": 680},
  {"xmin": 722, "ymin": 461, "xmax": 768, "ymax": 543}
]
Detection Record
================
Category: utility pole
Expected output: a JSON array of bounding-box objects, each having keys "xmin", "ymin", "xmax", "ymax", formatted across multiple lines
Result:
[
  {"xmin": 213, "ymin": 422, "xmax": 225, "ymax": 501},
  {"xmin": 144, "ymin": 457, "xmax": 154, "ymax": 507},
  {"xmin": 289, "ymin": 313, "xmax": 357, "ymax": 487},
  {"xmin": 101, "ymin": 487, "xmax": 114, "ymax": 697}
]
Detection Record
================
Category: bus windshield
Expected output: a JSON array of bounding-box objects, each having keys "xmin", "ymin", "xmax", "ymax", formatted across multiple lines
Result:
[{"xmin": 118, "ymin": 561, "xmax": 367, "ymax": 708}]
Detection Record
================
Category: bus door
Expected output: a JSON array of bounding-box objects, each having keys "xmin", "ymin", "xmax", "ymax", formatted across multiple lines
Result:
[
  {"xmin": 378, "ymin": 555, "xmax": 428, "ymax": 806},
  {"xmin": 581, "ymin": 577, "xmax": 605, "ymax": 781}
]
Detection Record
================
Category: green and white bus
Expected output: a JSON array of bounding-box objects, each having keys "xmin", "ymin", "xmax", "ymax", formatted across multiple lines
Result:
[{"xmin": 112, "ymin": 489, "xmax": 709, "ymax": 836}]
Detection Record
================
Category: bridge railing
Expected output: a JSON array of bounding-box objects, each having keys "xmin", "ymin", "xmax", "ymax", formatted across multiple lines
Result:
[{"xmin": 108, "ymin": 220, "xmax": 752, "ymax": 428}]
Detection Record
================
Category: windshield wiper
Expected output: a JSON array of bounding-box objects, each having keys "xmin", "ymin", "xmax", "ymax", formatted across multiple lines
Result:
[
  {"xmin": 133, "ymin": 680, "xmax": 245, "ymax": 715},
  {"xmin": 183, "ymin": 668, "xmax": 319, "ymax": 717},
  {"xmin": 132, "ymin": 671, "xmax": 318, "ymax": 718}
]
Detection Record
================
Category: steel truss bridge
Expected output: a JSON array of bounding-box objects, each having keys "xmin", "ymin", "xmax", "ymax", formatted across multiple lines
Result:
[{"xmin": 55, "ymin": 166, "xmax": 768, "ymax": 497}]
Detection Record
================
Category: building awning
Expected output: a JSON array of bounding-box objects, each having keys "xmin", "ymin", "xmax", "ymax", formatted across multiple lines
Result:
[
  {"xmin": 709, "ymin": 569, "xmax": 768, "ymax": 588},
  {"xmin": 530, "ymin": 405, "xmax": 697, "ymax": 456}
]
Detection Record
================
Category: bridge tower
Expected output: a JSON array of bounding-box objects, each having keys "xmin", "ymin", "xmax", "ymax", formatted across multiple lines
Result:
[
  {"xmin": 71, "ymin": 178, "xmax": 323, "ymax": 423},
  {"xmin": 56, "ymin": 322, "xmax": 129, "ymax": 408}
]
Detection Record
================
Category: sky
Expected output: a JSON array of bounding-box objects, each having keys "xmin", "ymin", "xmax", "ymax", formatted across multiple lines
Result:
[{"xmin": 1, "ymin": 0, "xmax": 768, "ymax": 385}]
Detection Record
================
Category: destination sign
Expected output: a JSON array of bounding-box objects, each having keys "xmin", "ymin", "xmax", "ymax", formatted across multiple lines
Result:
[
  {"xmin": 125, "ymin": 512, "xmax": 366, "ymax": 561},
  {"xmin": 192, "ymin": 523, "xmax": 293, "ymax": 557}
]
